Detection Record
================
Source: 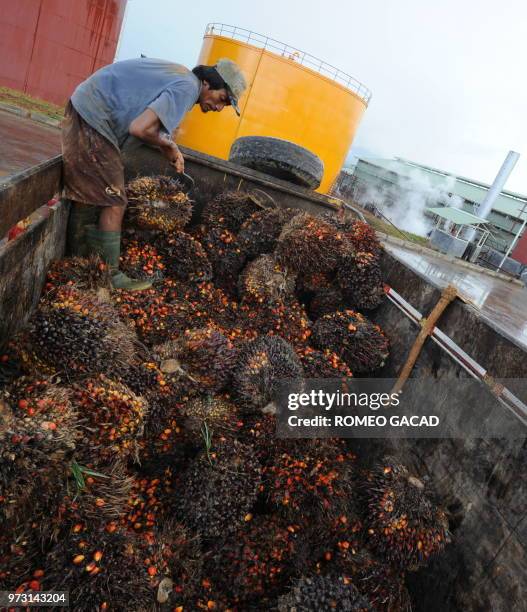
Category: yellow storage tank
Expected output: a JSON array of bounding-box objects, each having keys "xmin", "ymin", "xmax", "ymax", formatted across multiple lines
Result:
[{"xmin": 177, "ymin": 23, "xmax": 371, "ymax": 194}]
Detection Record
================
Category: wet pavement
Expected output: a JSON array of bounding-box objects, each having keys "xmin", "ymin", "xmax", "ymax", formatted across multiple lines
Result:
[
  {"xmin": 0, "ymin": 109, "xmax": 60, "ymax": 180},
  {"xmin": 384, "ymin": 243, "xmax": 527, "ymax": 351}
]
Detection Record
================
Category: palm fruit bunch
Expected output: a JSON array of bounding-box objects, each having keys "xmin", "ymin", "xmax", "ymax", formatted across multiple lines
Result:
[
  {"xmin": 298, "ymin": 347, "xmax": 353, "ymax": 379},
  {"xmin": 0, "ymin": 381, "xmax": 76, "ymax": 528},
  {"xmin": 0, "ymin": 522, "xmax": 45, "ymax": 591},
  {"xmin": 120, "ymin": 238, "xmax": 165, "ymax": 281},
  {"xmin": 161, "ymin": 279, "xmax": 239, "ymax": 335},
  {"xmin": 277, "ymin": 575, "xmax": 372, "ymax": 612},
  {"xmin": 40, "ymin": 524, "xmax": 155, "ymax": 611},
  {"xmin": 116, "ymin": 358, "xmax": 164, "ymax": 397},
  {"xmin": 159, "ymin": 327, "xmax": 238, "ymax": 393},
  {"xmin": 120, "ymin": 470, "xmax": 177, "ymax": 538},
  {"xmin": 0, "ymin": 347, "xmax": 23, "ymax": 389},
  {"xmin": 337, "ymin": 250, "xmax": 385, "ymax": 310},
  {"xmin": 276, "ymin": 212, "xmax": 348, "ymax": 276},
  {"xmin": 156, "ymin": 230, "xmax": 213, "ymax": 283},
  {"xmin": 238, "ymin": 255, "xmax": 297, "ymax": 305},
  {"xmin": 238, "ymin": 207, "xmax": 300, "ymax": 258},
  {"xmin": 361, "ymin": 457, "xmax": 450, "ymax": 571},
  {"xmin": 323, "ymin": 211, "xmax": 382, "ymax": 259},
  {"xmin": 237, "ymin": 298, "xmax": 311, "ymax": 349},
  {"xmin": 147, "ymin": 520, "xmax": 204, "ymax": 607},
  {"xmin": 205, "ymin": 515, "xmax": 301, "ymax": 606},
  {"xmin": 200, "ymin": 226, "xmax": 246, "ymax": 294},
  {"xmin": 201, "ymin": 190, "xmax": 263, "ymax": 233},
  {"xmin": 126, "ymin": 175, "xmax": 192, "ymax": 232},
  {"xmin": 308, "ymin": 286, "xmax": 346, "ymax": 320},
  {"xmin": 176, "ymin": 438, "xmax": 261, "ymax": 539},
  {"xmin": 262, "ymin": 442, "xmax": 356, "ymax": 524},
  {"xmin": 324, "ymin": 549, "xmax": 410, "ymax": 612},
  {"xmin": 232, "ymin": 335, "xmax": 304, "ymax": 411},
  {"xmin": 72, "ymin": 374, "xmax": 148, "ymax": 466},
  {"xmin": 179, "ymin": 394, "xmax": 242, "ymax": 439},
  {"xmin": 296, "ymin": 270, "xmax": 335, "ymax": 294},
  {"xmin": 312, "ymin": 310, "xmax": 389, "ymax": 374},
  {"xmin": 44, "ymin": 255, "xmax": 111, "ymax": 291},
  {"xmin": 113, "ymin": 286, "xmax": 183, "ymax": 346},
  {"xmin": 24, "ymin": 286, "xmax": 136, "ymax": 378}
]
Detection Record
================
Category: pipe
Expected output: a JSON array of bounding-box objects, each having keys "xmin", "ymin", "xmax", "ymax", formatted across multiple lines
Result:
[
  {"xmin": 384, "ymin": 285, "xmax": 527, "ymax": 426},
  {"xmin": 465, "ymin": 150, "xmax": 520, "ymax": 243}
]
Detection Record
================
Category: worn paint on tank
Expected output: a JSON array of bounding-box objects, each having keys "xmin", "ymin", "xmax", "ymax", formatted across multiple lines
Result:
[
  {"xmin": 177, "ymin": 34, "xmax": 368, "ymax": 194},
  {"xmin": 0, "ymin": 0, "xmax": 127, "ymax": 106}
]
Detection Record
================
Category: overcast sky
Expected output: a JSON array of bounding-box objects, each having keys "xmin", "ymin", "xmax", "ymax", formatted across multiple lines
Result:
[{"xmin": 117, "ymin": 0, "xmax": 527, "ymax": 194}]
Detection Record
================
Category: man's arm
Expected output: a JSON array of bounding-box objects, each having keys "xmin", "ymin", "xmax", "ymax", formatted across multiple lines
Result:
[{"xmin": 129, "ymin": 108, "xmax": 184, "ymax": 173}]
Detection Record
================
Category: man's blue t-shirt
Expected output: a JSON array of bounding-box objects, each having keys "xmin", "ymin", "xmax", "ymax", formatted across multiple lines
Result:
[{"xmin": 71, "ymin": 58, "xmax": 201, "ymax": 149}]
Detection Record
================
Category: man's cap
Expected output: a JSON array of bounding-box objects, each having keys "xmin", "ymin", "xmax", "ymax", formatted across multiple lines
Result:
[{"xmin": 215, "ymin": 58, "xmax": 247, "ymax": 116}]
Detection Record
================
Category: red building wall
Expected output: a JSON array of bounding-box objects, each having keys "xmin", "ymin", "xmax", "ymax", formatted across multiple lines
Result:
[
  {"xmin": 512, "ymin": 229, "xmax": 527, "ymax": 265},
  {"xmin": 0, "ymin": 0, "xmax": 127, "ymax": 106}
]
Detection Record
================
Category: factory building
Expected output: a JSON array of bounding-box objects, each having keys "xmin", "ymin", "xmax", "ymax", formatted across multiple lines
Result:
[{"xmin": 333, "ymin": 157, "xmax": 527, "ymax": 263}]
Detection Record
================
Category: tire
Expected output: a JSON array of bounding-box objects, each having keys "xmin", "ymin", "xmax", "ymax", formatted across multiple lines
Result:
[{"xmin": 229, "ymin": 136, "xmax": 324, "ymax": 190}]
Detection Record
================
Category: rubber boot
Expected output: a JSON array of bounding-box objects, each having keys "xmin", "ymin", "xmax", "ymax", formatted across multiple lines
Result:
[
  {"xmin": 85, "ymin": 226, "xmax": 153, "ymax": 291},
  {"xmin": 66, "ymin": 202, "xmax": 99, "ymax": 257}
]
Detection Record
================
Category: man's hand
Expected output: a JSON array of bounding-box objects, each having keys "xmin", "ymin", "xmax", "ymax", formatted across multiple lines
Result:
[
  {"xmin": 129, "ymin": 109, "xmax": 184, "ymax": 173},
  {"xmin": 160, "ymin": 139, "xmax": 185, "ymax": 174}
]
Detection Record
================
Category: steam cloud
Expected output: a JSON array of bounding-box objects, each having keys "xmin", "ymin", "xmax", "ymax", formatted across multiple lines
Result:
[{"xmin": 355, "ymin": 162, "xmax": 465, "ymax": 237}]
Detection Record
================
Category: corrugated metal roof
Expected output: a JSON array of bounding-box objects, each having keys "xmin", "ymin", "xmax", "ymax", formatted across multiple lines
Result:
[
  {"xmin": 356, "ymin": 158, "xmax": 527, "ymax": 220},
  {"xmin": 427, "ymin": 207, "xmax": 490, "ymax": 226}
]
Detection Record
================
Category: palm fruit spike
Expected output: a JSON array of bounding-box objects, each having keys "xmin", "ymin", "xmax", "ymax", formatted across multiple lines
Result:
[
  {"xmin": 176, "ymin": 438, "xmax": 261, "ymax": 540},
  {"xmin": 0, "ymin": 382, "xmax": 76, "ymax": 529},
  {"xmin": 120, "ymin": 238, "xmax": 165, "ymax": 282},
  {"xmin": 325, "ymin": 548, "xmax": 410, "ymax": 612},
  {"xmin": 276, "ymin": 212, "xmax": 348, "ymax": 275},
  {"xmin": 40, "ymin": 525, "xmax": 154, "ymax": 611},
  {"xmin": 25, "ymin": 286, "xmax": 136, "ymax": 379},
  {"xmin": 298, "ymin": 347, "xmax": 353, "ymax": 379},
  {"xmin": 156, "ymin": 230, "xmax": 212, "ymax": 283},
  {"xmin": 205, "ymin": 515, "xmax": 301, "ymax": 605},
  {"xmin": 125, "ymin": 175, "xmax": 192, "ymax": 231},
  {"xmin": 262, "ymin": 442, "xmax": 356, "ymax": 524},
  {"xmin": 200, "ymin": 225, "xmax": 246, "ymax": 295},
  {"xmin": 157, "ymin": 327, "xmax": 238, "ymax": 393},
  {"xmin": 312, "ymin": 310, "xmax": 389, "ymax": 374},
  {"xmin": 148, "ymin": 520, "xmax": 203, "ymax": 607},
  {"xmin": 238, "ymin": 207, "xmax": 300, "ymax": 258},
  {"xmin": 232, "ymin": 335, "xmax": 304, "ymax": 411},
  {"xmin": 323, "ymin": 211, "xmax": 382, "ymax": 259},
  {"xmin": 73, "ymin": 374, "xmax": 147, "ymax": 466},
  {"xmin": 362, "ymin": 456, "xmax": 450, "ymax": 571},
  {"xmin": 337, "ymin": 250, "xmax": 385, "ymax": 310},
  {"xmin": 201, "ymin": 190, "xmax": 264, "ymax": 233},
  {"xmin": 238, "ymin": 254, "xmax": 297, "ymax": 305},
  {"xmin": 180, "ymin": 394, "xmax": 241, "ymax": 439},
  {"xmin": 277, "ymin": 575, "xmax": 372, "ymax": 612},
  {"xmin": 44, "ymin": 255, "xmax": 111, "ymax": 292},
  {"xmin": 308, "ymin": 286, "xmax": 346, "ymax": 320}
]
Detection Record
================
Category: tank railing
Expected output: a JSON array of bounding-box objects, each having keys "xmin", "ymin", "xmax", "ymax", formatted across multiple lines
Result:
[{"xmin": 205, "ymin": 23, "xmax": 372, "ymax": 105}]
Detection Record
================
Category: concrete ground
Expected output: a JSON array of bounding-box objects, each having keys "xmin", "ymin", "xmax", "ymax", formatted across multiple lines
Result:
[
  {"xmin": 0, "ymin": 109, "xmax": 60, "ymax": 180},
  {"xmin": 384, "ymin": 242, "xmax": 527, "ymax": 351}
]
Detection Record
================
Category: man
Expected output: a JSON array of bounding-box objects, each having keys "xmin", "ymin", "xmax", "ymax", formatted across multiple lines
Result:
[{"xmin": 62, "ymin": 57, "xmax": 247, "ymax": 291}]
